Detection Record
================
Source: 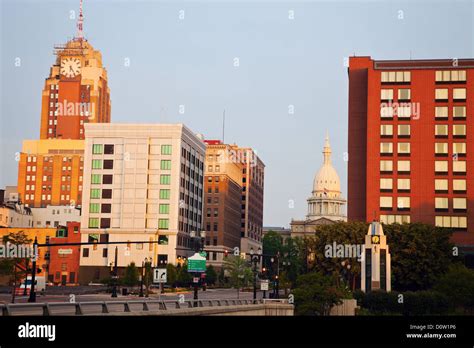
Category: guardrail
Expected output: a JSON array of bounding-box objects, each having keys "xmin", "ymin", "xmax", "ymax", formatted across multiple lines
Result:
[{"xmin": 0, "ymin": 298, "xmax": 289, "ymax": 316}]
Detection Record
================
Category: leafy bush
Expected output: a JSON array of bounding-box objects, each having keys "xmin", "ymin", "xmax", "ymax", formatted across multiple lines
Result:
[
  {"xmin": 292, "ymin": 272, "xmax": 349, "ymax": 316},
  {"xmin": 356, "ymin": 290, "xmax": 452, "ymax": 315}
]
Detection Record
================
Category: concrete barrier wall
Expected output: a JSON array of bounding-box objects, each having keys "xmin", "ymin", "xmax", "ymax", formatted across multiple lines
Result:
[
  {"xmin": 107, "ymin": 304, "xmax": 294, "ymax": 316},
  {"xmin": 330, "ymin": 299, "xmax": 358, "ymax": 316}
]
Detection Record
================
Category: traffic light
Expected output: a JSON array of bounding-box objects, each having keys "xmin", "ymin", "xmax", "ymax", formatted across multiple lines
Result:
[
  {"xmin": 262, "ymin": 267, "xmax": 266, "ymax": 273},
  {"xmin": 224, "ymin": 250, "xmax": 229, "ymax": 258}
]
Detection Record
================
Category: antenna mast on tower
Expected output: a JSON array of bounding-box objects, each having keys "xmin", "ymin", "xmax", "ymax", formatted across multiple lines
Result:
[{"xmin": 76, "ymin": 0, "xmax": 84, "ymax": 40}]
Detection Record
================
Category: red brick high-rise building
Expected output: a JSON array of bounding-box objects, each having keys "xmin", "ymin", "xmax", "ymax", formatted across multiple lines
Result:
[{"xmin": 348, "ymin": 56, "xmax": 474, "ymax": 247}]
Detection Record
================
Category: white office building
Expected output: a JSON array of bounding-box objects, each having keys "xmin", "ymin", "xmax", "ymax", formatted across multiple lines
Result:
[
  {"xmin": 30, "ymin": 205, "xmax": 81, "ymax": 228},
  {"xmin": 79, "ymin": 123, "xmax": 205, "ymax": 282}
]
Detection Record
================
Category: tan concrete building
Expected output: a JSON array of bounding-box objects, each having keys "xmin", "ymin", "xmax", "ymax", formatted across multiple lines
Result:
[{"xmin": 79, "ymin": 123, "xmax": 206, "ymax": 283}]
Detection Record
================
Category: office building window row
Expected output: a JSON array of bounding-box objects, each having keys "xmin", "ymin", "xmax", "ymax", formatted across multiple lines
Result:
[
  {"xmin": 380, "ymin": 214, "xmax": 411, "ymax": 224},
  {"xmin": 380, "ymin": 196, "xmax": 410, "ymax": 210},
  {"xmin": 381, "ymin": 71, "xmax": 411, "ymax": 83},
  {"xmin": 435, "ymin": 70, "xmax": 467, "ymax": 83},
  {"xmin": 435, "ymin": 216, "xmax": 467, "ymax": 228}
]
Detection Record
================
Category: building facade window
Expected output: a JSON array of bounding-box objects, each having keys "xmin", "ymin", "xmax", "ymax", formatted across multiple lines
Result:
[
  {"xmin": 380, "ymin": 124, "xmax": 393, "ymax": 136},
  {"xmin": 88, "ymin": 218, "xmax": 99, "ymax": 228},
  {"xmin": 160, "ymin": 175, "xmax": 171, "ymax": 185},
  {"xmin": 435, "ymin": 197, "xmax": 449, "ymax": 210},
  {"xmin": 92, "ymin": 144, "xmax": 103, "ymax": 154},
  {"xmin": 397, "ymin": 142, "xmax": 410, "ymax": 155},
  {"xmin": 89, "ymin": 203, "xmax": 100, "ymax": 213},
  {"xmin": 380, "ymin": 178, "xmax": 393, "ymax": 191},
  {"xmin": 397, "ymin": 197, "xmax": 410, "ymax": 210},
  {"xmin": 435, "ymin": 88, "xmax": 448, "ymax": 101},
  {"xmin": 453, "ymin": 161, "xmax": 466, "ymax": 173},
  {"xmin": 161, "ymin": 145, "xmax": 172, "ymax": 155},
  {"xmin": 158, "ymin": 219, "xmax": 169, "ymax": 229},
  {"xmin": 398, "ymin": 125, "xmax": 410, "ymax": 137},
  {"xmin": 380, "ymin": 196, "xmax": 393, "ymax": 209},
  {"xmin": 90, "ymin": 189, "xmax": 101, "ymax": 199},
  {"xmin": 159, "ymin": 204, "xmax": 169, "ymax": 214},
  {"xmin": 380, "ymin": 160, "xmax": 393, "ymax": 172},
  {"xmin": 91, "ymin": 174, "xmax": 101, "ymax": 184},
  {"xmin": 435, "ymin": 179, "xmax": 448, "ymax": 193},
  {"xmin": 92, "ymin": 160, "xmax": 102, "ymax": 169},
  {"xmin": 397, "ymin": 179, "xmax": 410, "ymax": 191},
  {"xmin": 159, "ymin": 189, "xmax": 170, "ymax": 199},
  {"xmin": 161, "ymin": 160, "xmax": 171, "ymax": 170},
  {"xmin": 397, "ymin": 160, "xmax": 410, "ymax": 173},
  {"xmin": 380, "ymin": 143, "xmax": 393, "ymax": 154},
  {"xmin": 435, "ymin": 125, "xmax": 448, "ymax": 137},
  {"xmin": 435, "ymin": 70, "xmax": 466, "ymax": 82}
]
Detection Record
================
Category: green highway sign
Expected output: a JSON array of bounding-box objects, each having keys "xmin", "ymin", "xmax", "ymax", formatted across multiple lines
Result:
[{"xmin": 188, "ymin": 253, "xmax": 206, "ymax": 273}]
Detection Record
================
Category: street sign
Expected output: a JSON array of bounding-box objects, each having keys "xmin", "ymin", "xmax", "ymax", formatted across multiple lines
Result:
[
  {"xmin": 153, "ymin": 268, "xmax": 167, "ymax": 283},
  {"xmin": 188, "ymin": 253, "xmax": 206, "ymax": 273},
  {"xmin": 260, "ymin": 280, "xmax": 269, "ymax": 291},
  {"xmin": 193, "ymin": 277, "xmax": 199, "ymax": 283}
]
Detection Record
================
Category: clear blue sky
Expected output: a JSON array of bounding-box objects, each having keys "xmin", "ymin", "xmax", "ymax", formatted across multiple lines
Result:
[{"xmin": 1, "ymin": 0, "xmax": 473, "ymax": 227}]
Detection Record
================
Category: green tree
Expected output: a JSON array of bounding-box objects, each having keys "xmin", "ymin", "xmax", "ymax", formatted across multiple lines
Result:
[
  {"xmin": 384, "ymin": 223, "xmax": 454, "ymax": 291},
  {"xmin": 262, "ymin": 231, "xmax": 283, "ymax": 269},
  {"xmin": 166, "ymin": 263, "xmax": 178, "ymax": 289},
  {"xmin": 223, "ymin": 255, "xmax": 252, "ymax": 298},
  {"xmin": 205, "ymin": 265, "xmax": 217, "ymax": 285},
  {"xmin": 0, "ymin": 231, "xmax": 33, "ymax": 301},
  {"xmin": 301, "ymin": 222, "xmax": 367, "ymax": 290},
  {"xmin": 218, "ymin": 267, "xmax": 226, "ymax": 286},
  {"xmin": 176, "ymin": 263, "xmax": 192, "ymax": 287},
  {"xmin": 122, "ymin": 262, "xmax": 139, "ymax": 287},
  {"xmin": 434, "ymin": 263, "xmax": 474, "ymax": 313},
  {"xmin": 292, "ymin": 272, "xmax": 349, "ymax": 316},
  {"xmin": 296, "ymin": 221, "xmax": 454, "ymax": 292}
]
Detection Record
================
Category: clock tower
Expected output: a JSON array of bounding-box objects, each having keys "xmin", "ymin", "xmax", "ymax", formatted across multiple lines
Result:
[{"xmin": 39, "ymin": 0, "xmax": 111, "ymax": 140}]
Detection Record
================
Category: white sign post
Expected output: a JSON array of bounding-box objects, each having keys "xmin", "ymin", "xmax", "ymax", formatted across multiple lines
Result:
[
  {"xmin": 260, "ymin": 280, "xmax": 269, "ymax": 291},
  {"xmin": 153, "ymin": 268, "xmax": 167, "ymax": 284}
]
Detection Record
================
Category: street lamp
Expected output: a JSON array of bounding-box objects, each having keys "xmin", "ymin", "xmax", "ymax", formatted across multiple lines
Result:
[
  {"xmin": 111, "ymin": 246, "xmax": 118, "ymax": 298},
  {"xmin": 341, "ymin": 260, "xmax": 351, "ymax": 288},
  {"xmin": 139, "ymin": 257, "xmax": 148, "ymax": 297},
  {"xmin": 190, "ymin": 230, "xmax": 206, "ymax": 307},
  {"xmin": 250, "ymin": 247, "xmax": 262, "ymax": 303}
]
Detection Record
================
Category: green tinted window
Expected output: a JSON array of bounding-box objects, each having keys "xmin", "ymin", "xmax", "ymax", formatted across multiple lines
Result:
[
  {"xmin": 160, "ymin": 160, "xmax": 171, "ymax": 170},
  {"xmin": 158, "ymin": 219, "xmax": 169, "ymax": 229},
  {"xmin": 89, "ymin": 203, "xmax": 100, "ymax": 213},
  {"xmin": 88, "ymin": 218, "xmax": 99, "ymax": 228},
  {"xmin": 159, "ymin": 204, "xmax": 169, "ymax": 214},
  {"xmin": 92, "ymin": 144, "xmax": 103, "ymax": 154},
  {"xmin": 91, "ymin": 174, "xmax": 101, "ymax": 184},
  {"xmin": 159, "ymin": 189, "xmax": 170, "ymax": 199},
  {"xmin": 160, "ymin": 175, "xmax": 171, "ymax": 185},
  {"xmin": 161, "ymin": 145, "xmax": 172, "ymax": 155},
  {"xmin": 90, "ymin": 189, "xmax": 101, "ymax": 199},
  {"xmin": 92, "ymin": 160, "xmax": 102, "ymax": 169}
]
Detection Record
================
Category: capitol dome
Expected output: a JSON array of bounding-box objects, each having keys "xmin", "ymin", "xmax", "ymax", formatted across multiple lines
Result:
[
  {"xmin": 306, "ymin": 134, "xmax": 346, "ymax": 222},
  {"xmin": 312, "ymin": 135, "xmax": 341, "ymax": 198}
]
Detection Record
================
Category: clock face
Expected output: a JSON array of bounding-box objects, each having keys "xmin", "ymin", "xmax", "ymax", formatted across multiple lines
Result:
[
  {"xmin": 371, "ymin": 235, "xmax": 380, "ymax": 244},
  {"xmin": 60, "ymin": 57, "xmax": 81, "ymax": 78}
]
